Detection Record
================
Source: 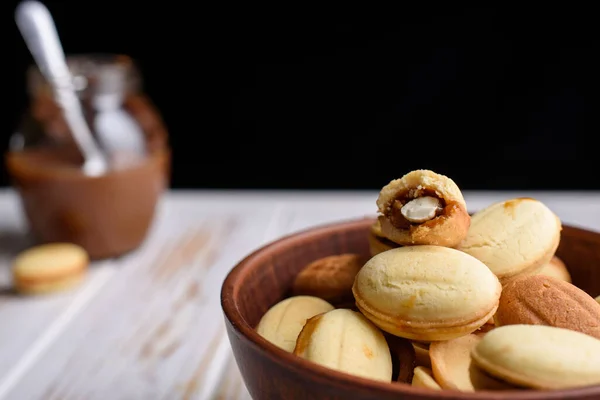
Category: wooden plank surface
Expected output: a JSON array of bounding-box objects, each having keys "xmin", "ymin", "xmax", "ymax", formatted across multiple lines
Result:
[
  {"xmin": 0, "ymin": 194, "xmax": 119, "ymax": 399},
  {"xmin": 1, "ymin": 198, "xmax": 284, "ymax": 400},
  {"xmin": 0, "ymin": 189, "xmax": 599, "ymax": 400}
]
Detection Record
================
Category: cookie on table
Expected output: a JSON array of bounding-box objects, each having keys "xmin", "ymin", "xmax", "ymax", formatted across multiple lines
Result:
[
  {"xmin": 376, "ymin": 170, "xmax": 470, "ymax": 248},
  {"xmin": 12, "ymin": 243, "xmax": 89, "ymax": 295}
]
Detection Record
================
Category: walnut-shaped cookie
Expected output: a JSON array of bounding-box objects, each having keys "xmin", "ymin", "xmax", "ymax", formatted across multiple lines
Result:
[
  {"xmin": 376, "ymin": 170, "xmax": 470, "ymax": 247},
  {"xmin": 292, "ymin": 254, "xmax": 367, "ymax": 304}
]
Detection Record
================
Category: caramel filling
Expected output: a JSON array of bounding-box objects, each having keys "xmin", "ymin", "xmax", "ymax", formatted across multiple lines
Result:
[{"xmin": 386, "ymin": 189, "xmax": 447, "ymax": 229}]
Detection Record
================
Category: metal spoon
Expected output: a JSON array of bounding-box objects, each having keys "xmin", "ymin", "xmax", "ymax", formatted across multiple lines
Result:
[{"xmin": 15, "ymin": 0, "xmax": 108, "ymax": 176}]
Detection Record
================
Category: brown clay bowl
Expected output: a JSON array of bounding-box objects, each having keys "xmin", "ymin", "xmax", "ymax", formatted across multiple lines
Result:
[{"xmin": 221, "ymin": 217, "xmax": 600, "ymax": 400}]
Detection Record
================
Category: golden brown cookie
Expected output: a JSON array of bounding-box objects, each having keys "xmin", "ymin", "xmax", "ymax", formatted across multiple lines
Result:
[
  {"xmin": 12, "ymin": 243, "xmax": 89, "ymax": 295},
  {"xmin": 537, "ymin": 255, "xmax": 571, "ymax": 283},
  {"xmin": 495, "ymin": 275, "xmax": 600, "ymax": 339},
  {"xmin": 292, "ymin": 254, "xmax": 366, "ymax": 303},
  {"xmin": 376, "ymin": 170, "xmax": 470, "ymax": 247}
]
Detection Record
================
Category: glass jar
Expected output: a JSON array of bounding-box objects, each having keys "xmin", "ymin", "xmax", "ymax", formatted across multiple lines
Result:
[{"xmin": 5, "ymin": 54, "xmax": 171, "ymax": 260}]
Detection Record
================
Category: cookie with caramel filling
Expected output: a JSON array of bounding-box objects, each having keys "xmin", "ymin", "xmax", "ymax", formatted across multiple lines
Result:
[{"xmin": 376, "ymin": 170, "xmax": 470, "ymax": 247}]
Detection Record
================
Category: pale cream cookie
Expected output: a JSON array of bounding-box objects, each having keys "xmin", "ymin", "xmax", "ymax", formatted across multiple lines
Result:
[
  {"xmin": 256, "ymin": 296, "xmax": 334, "ymax": 352},
  {"xmin": 471, "ymin": 325, "xmax": 600, "ymax": 390},
  {"xmin": 294, "ymin": 309, "xmax": 392, "ymax": 382},
  {"xmin": 352, "ymin": 246, "xmax": 501, "ymax": 341},
  {"xmin": 411, "ymin": 366, "xmax": 441, "ymax": 390},
  {"xmin": 12, "ymin": 243, "xmax": 89, "ymax": 295},
  {"xmin": 458, "ymin": 198, "xmax": 561, "ymax": 284}
]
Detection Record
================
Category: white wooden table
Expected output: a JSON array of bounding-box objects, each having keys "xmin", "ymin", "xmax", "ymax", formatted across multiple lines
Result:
[{"xmin": 1, "ymin": 189, "xmax": 599, "ymax": 400}]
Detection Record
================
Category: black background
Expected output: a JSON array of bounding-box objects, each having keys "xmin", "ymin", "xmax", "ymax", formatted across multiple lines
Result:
[{"xmin": 3, "ymin": 4, "xmax": 598, "ymax": 190}]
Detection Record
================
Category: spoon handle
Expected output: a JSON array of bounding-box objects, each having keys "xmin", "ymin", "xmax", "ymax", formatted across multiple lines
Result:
[
  {"xmin": 15, "ymin": 0, "xmax": 108, "ymax": 176},
  {"xmin": 15, "ymin": 1, "xmax": 72, "ymax": 89}
]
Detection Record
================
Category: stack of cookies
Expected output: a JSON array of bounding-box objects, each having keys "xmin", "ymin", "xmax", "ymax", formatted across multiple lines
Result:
[{"xmin": 255, "ymin": 169, "xmax": 600, "ymax": 392}]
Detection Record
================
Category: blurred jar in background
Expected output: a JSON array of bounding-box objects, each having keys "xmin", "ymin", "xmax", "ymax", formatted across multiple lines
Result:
[{"xmin": 5, "ymin": 54, "xmax": 171, "ymax": 260}]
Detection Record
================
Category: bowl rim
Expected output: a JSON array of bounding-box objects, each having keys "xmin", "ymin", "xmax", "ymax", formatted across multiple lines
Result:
[{"xmin": 221, "ymin": 217, "xmax": 600, "ymax": 399}]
